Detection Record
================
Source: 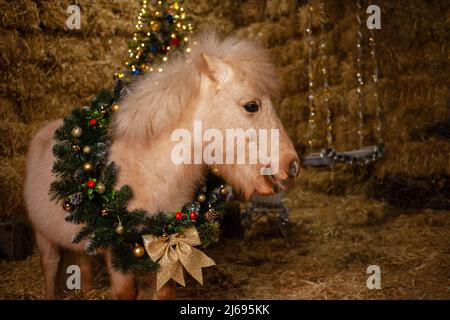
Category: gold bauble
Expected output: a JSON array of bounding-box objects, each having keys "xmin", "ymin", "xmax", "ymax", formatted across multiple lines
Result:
[
  {"xmin": 132, "ymin": 244, "xmax": 145, "ymax": 258},
  {"xmin": 63, "ymin": 200, "xmax": 73, "ymax": 212},
  {"xmin": 220, "ymin": 187, "xmax": 227, "ymax": 195},
  {"xmin": 72, "ymin": 144, "xmax": 81, "ymax": 152},
  {"xmin": 96, "ymin": 182, "xmax": 106, "ymax": 194},
  {"xmin": 71, "ymin": 126, "xmax": 83, "ymax": 138},
  {"xmin": 116, "ymin": 224, "xmax": 124, "ymax": 234},
  {"xmin": 101, "ymin": 208, "xmax": 109, "ymax": 217},
  {"xmin": 82, "ymin": 145, "xmax": 91, "ymax": 154},
  {"xmin": 151, "ymin": 22, "xmax": 161, "ymax": 31},
  {"xmin": 111, "ymin": 103, "xmax": 120, "ymax": 112},
  {"xmin": 197, "ymin": 194, "xmax": 206, "ymax": 203},
  {"xmin": 212, "ymin": 167, "xmax": 219, "ymax": 175},
  {"xmin": 82, "ymin": 162, "xmax": 93, "ymax": 172}
]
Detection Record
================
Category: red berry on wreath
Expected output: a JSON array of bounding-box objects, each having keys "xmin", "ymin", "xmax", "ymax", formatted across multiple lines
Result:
[
  {"xmin": 175, "ymin": 211, "xmax": 183, "ymax": 220},
  {"xmin": 189, "ymin": 211, "xmax": 197, "ymax": 220},
  {"xmin": 86, "ymin": 180, "xmax": 96, "ymax": 188},
  {"xmin": 89, "ymin": 119, "xmax": 97, "ymax": 125}
]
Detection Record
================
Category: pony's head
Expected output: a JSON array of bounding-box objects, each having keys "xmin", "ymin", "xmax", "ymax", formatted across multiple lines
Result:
[{"xmin": 114, "ymin": 33, "xmax": 299, "ymax": 200}]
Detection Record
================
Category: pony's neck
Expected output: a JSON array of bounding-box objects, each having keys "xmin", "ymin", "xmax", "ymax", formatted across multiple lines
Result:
[
  {"xmin": 109, "ymin": 72, "xmax": 208, "ymax": 214},
  {"xmin": 109, "ymin": 130, "xmax": 205, "ymax": 214}
]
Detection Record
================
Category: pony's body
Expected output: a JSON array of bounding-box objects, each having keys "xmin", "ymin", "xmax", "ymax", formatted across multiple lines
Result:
[
  {"xmin": 24, "ymin": 33, "xmax": 299, "ymax": 299},
  {"xmin": 25, "ymin": 118, "xmax": 201, "ymax": 299}
]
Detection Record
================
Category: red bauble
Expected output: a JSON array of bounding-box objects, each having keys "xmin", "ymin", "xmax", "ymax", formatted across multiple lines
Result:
[
  {"xmin": 89, "ymin": 119, "xmax": 97, "ymax": 125},
  {"xmin": 189, "ymin": 211, "xmax": 197, "ymax": 220},
  {"xmin": 175, "ymin": 211, "xmax": 183, "ymax": 220},
  {"xmin": 86, "ymin": 180, "xmax": 96, "ymax": 188},
  {"xmin": 170, "ymin": 38, "xmax": 180, "ymax": 46}
]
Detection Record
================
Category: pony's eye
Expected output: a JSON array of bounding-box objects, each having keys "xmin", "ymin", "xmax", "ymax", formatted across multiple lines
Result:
[{"xmin": 243, "ymin": 101, "xmax": 259, "ymax": 113}]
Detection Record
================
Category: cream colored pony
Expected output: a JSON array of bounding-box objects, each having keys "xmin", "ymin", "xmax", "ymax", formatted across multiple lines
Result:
[{"xmin": 24, "ymin": 33, "xmax": 299, "ymax": 300}]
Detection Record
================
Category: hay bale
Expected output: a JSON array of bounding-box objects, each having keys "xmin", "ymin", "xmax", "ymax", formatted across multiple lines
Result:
[
  {"xmin": 0, "ymin": 121, "xmax": 33, "ymax": 158},
  {"xmin": 0, "ymin": 156, "xmax": 26, "ymax": 217},
  {"xmin": 0, "ymin": 0, "xmax": 40, "ymax": 31}
]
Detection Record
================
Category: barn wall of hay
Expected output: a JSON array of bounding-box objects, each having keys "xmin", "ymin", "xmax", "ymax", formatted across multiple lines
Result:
[{"xmin": 1, "ymin": 0, "xmax": 449, "ymax": 219}]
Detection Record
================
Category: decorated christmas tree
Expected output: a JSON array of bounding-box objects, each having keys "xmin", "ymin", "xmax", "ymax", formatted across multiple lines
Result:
[{"xmin": 115, "ymin": 0, "xmax": 194, "ymax": 79}]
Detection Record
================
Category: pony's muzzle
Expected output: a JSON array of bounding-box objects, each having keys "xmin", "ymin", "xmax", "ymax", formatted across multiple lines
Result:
[
  {"xmin": 288, "ymin": 159, "xmax": 300, "ymax": 177},
  {"xmin": 279, "ymin": 155, "xmax": 300, "ymax": 188},
  {"xmin": 267, "ymin": 156, "xmax": 299, "ymax": 191}
]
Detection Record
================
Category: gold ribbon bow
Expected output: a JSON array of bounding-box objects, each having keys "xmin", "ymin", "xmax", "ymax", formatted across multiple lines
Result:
[{"xmin": 142, "ymin": 226, "xmax": 216, "ymax": 291}]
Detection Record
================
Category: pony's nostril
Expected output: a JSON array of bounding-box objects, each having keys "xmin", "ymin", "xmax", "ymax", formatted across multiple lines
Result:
[{"xmin": 288, "ymin": 160, "xmax": 299, "ymax": 177}]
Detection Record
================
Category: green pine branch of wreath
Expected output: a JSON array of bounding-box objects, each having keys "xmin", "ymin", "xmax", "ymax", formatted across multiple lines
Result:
[{"xmin": 49, "ymin": 80, "xmax": 229, "ymax": 274}]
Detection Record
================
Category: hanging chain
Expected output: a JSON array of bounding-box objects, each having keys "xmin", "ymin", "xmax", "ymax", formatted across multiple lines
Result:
[
  {"xmin": 355, "ymin": 0, "xmax": 366, "ymax": 148},
  {"xmin": 319, "ymin": 0, "xmax": 333, "ymax": 148},
  {"xmin": 368, "ymin": 10, "xmax": 384, "ymax": 146},
  {"xmin": 306, "ymin": 2, "xmax": 316, "ymax": 153}
]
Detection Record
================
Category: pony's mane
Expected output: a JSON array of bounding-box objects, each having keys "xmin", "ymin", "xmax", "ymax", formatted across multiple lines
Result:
[{"xmin": 113, "ymin": 32, "xmax": 280, "ymax": 141}]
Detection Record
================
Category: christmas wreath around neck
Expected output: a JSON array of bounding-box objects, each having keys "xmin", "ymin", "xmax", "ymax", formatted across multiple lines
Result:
[{"xmin": 49, "ymin": 80, "xmax": 230, "ymax": 289}]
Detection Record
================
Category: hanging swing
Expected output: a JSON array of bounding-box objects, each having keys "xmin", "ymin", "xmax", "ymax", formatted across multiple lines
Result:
[{"xmin": 302, "ymin": 0, "xmax": 385, "ymax": 168}]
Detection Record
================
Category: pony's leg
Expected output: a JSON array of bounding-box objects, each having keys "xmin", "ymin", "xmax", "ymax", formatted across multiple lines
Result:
[
  {"xmin": 104, "ymin": 251, "xmax": 138, "ymax": 300},
  {"xmin": 35, "ymin": 231, "xmax": 61, "ymax": 300},
  {"xmin": 154, "ymin": 281, "xmax": 177, "ymax": 300},
  {"xmin": 151, "ymin": 273, "xmax": 177, "ymax": 300},
  {"xmin": 76, "ymin": 252, "xmax": 94, "ymax": 294}
]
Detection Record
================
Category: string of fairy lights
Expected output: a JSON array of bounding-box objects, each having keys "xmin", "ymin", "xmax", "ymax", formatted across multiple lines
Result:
[
  {"xmin": 305, "ymin": 2, "xmax": 316, "ymax": 153},
  {"xmin": 355, "ymin": 0, "xmax": 366, "ymax": 148},
  {"xmin": 306, "ymin": 1, "xmax": 334, "ymax": 151},
  {"xmin": 114, "ymin": 0, "xmax": 194, "ymax": 80},
  {"xmin": 368, "ymin": 11, "xmax": 384, "ymax": 145},
  {"xmin": 318, "ymin": 0, "xmax": 333, "ymax": 149}
]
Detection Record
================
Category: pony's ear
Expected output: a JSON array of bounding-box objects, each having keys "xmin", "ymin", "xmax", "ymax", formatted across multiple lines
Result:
[{"xmin": 200, "ymin": 53, "xmax": 230, "ymax": 84}]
